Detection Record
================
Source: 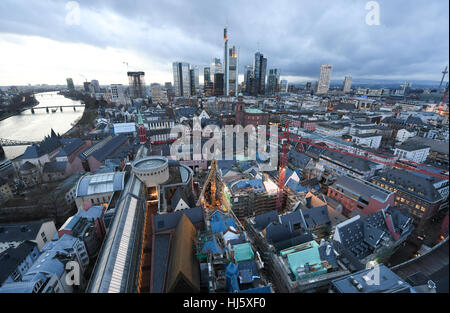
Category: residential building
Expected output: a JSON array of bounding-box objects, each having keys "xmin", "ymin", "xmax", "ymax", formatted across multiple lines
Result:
[
  {"xmin": 351, "ymin": 133, "xmax": 382, "ymax": 149},
  {"xmin": 110, "ymin": 84, "xmax": 128, "ymax": 106},
  {"xmin": 394, "ymin": 142, "xmax": 430, "ymax": 163},
  {"xmin": 58, "ymin": 205, "xmax": 106, "ymax": 259},
  {"xmin": 0, "ymin": 241, "xmax": 39, "ymax": 286},
  {"xmin": 319, "ymin": 150, "xmax": 384, "ymax": 180},
  {"xmin": 371, "ymin": 168, "xmax": 449, "ymax": 227},
  {"xmin": 396, "ymin": 129, "xmax": 416, "ymax": 143},
  {"xmin": 327, "ymin": 175, "xmax": 395, "ymax": 217},
  {"xmin": 0, "ymin": 234, "xmax": 89, "ymax": 293},
  {"xmin": 0, "ymin": 220, "xmax": 57, "ymax": 253}
]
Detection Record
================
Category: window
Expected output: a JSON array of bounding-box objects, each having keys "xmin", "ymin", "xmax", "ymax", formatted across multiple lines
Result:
[{"xmin": 41, "ymin": 232, "xmax": 47, "ymax": 243}]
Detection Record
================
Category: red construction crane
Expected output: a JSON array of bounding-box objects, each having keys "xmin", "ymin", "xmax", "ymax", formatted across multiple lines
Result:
[
  {"xmin": 269, "ymin": 122, "xmax": 449, "ymax": 181},
  {"xmin": 276, "ymin": 120, "xmax": 290, "ymax": 212}
]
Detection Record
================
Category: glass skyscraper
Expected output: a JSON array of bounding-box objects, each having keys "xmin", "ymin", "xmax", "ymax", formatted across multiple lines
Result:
[
  {"xmin": 172, "ymin": 62, "xmax": 191, "ymax": 97},
  {"xmin": 253, "ymin": 52, "xmax": 267, "ymax": 96}
]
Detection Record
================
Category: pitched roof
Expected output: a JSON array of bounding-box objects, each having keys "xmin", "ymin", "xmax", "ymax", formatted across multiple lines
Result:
[
  {"xmin": 0, "ymin": 220, "xmax": 50, "ymax": 243},
  {"xmin": 153, "ymin": 206, "xmax": 204, "ymax": 233},
  {"xmin": 165, "ymin": 214, "xmax": 200, "ymax": 293},
  {"xmin": 55, "ymin": 138, "xmax": 84, "ymax": 157},
  {"xmin": 372, "ymin": 168, "xmax": 444, "ymax": 203},
  {"xmin": 0, "ymin": 241, "xmax": 38, "ymax": 284},
  {"xmin": 254, "ymin": 210, "xmax": 278, "ymax": 231},
  {"xmin": 42, "ymin": 161, "xmax": 67, "ymax": 173}
]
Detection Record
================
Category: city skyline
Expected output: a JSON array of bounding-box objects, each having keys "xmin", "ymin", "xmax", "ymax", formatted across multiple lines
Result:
[{"xmin": 0, "ymin": 0, "xmax": 449, "ymax": 86}]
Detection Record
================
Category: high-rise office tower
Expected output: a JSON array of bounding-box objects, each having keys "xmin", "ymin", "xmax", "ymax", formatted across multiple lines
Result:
[
  {"xmin": 151, "ymin": 83, "xmax": 167, "ymax": 104},
  {"xmin": 244, "ymin": 65, "xmax": 253, "ymax": 94},
  {"xmin": 189, "ymin": 66, "xmax": 200, "ymax": 96},
  {"xmin": 83, "ymin": 82, "xmax": 91, "ymax": 92},
  {"xmin": 317, "ymin": 65, "xmax": 332, "ymax": 94},
  {"xmin": 66, "ymin": 78, "xmax": 74, "ymax": 91},
  {"xmin": 172, "ymin": 62, "xmax": 191, "ymax": 97},
  {"xmin": 91, "ymin": 80, "xmax": 100, "ymax": 93},
  {"xmin": 127, "ymin": 71, "xmax": 146, "ymax": 99},
  {"xmin": 228, "ymin": 46, "xmax": 238, "ymax": 96},
  {"xmin": 342, "ymin": 75, "xmax": 352, "ymax": 93},
  {"xmin": 223, "ymin": 26, "xmax": 229, "ymax": 96},
  {"xmin": 267, "ymin": 69, "xmax": 280, "ymax": 94},
  {"xmin": 204, "ymin": 67, "xmax": 211, "ymax": 84},
  {"xmin": 253, "ymin": 52, "xmax": 267, "ymax": 95},
  {"xmin": 211, "ymin": 58, "xmax": 222, "ymax": 76},
  {"xmin": 214, "ymin": 73, "xmax": 224, "ymax": 96},
  {"xmin": 280, "ymin": 79, "xmax": 288, "ymax": 93}
]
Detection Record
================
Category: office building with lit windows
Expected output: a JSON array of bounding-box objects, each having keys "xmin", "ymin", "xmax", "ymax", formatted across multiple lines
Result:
[{"xmin": 370, "ymin": 168, "xmax": 449, "ymax": 228}]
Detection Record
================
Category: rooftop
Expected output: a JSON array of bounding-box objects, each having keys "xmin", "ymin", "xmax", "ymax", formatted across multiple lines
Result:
[{"xmin": 76, "ymin": 172, "xmax": 125, "ymax": 197}]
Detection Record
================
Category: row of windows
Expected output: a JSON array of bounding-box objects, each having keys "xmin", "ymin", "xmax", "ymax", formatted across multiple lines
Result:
[{"xmin": 137, "ymin": 169, "xmax": 166, "ymax": 177}]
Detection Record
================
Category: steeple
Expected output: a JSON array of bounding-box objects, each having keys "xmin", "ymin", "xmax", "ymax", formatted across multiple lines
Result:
[{"xmin": 137, "ymin": 110, "xmax": 144, "ymax": 125}]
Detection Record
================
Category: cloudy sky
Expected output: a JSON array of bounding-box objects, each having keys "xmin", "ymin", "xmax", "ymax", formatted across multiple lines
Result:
[{"xmin": 0, "ymin": 0, "xmax": 448, "ymax": 86}]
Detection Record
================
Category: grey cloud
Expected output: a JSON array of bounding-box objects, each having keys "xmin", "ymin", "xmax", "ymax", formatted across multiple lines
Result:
[{"xmin": 0, "ymin": 0, "xmax": 448, "ymax": 82}]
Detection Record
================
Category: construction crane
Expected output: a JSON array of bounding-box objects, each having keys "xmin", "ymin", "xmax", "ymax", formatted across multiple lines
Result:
[
  {"xmin": 276, "ymin": 120, "xmax": 290, "ymax": 212},
  {"xmin": 270, "ymin": 121, "xmax": 449, "ymax": 182},
  {"xmin": 440, "ymin": 82, "xmax": 448, "ymax": 107},
  {"xmin": 440, "ymin": 66, "xmax": 448, "ymax": 89}
]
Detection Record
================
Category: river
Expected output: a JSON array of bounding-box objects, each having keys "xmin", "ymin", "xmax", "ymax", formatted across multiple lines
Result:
[{"xmin": 0, "ymin": 91, "xmax": 85, "ymax": 160}]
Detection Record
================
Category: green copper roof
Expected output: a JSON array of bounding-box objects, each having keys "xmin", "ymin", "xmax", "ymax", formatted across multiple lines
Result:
[
  {"xmin": 137, "ymin": 110, "xmax": 144, "ymax": 125},
  {"xmin": 244, "ymin": 108, "xmax": 264, "ymax": 114},
  {"xmin": 285, "ymin": 240, "xmax": 327, "ymax": 281},
  {"xmin": 233, "ymin": 242, "xmax": 254, "ymax": 263}
]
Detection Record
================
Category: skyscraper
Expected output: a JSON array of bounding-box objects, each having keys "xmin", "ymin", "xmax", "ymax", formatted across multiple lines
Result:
[
  {"xmin": 244, "ymin": 65, "xmax": 253, "ymax": 94},
  {"xmin": 204, "ymin": 67, "xmax": 211, "ymax": 84},
  {"xmin": 253, "ymin": 52, "xmax": 267, "ymax": 96},
  {"xmin": 228, "ymin": 46, "xmax": 238, "ymax": 96},
  {"xmin": 83, "ymin": 82, "xmax": 91, "ymax": 92},
  {"xmin": 214, "ymin": 73, "xmax": 224, "ymax": 96},
  {"xmin": 317, "ymin": 65, "xmax": 332, "ymax": 95},
  {"xmin": 210, "ymin": 58, "xmax": 222, "ymax": 75},
  {"xmin": 342, "ymin": 75, "xmax": 352, "ymax": 93},
  {"xmin": 223, "ymin": 26, "xmax": 229, "ymax": 96},
  {"xmin": 172, "ymin": 62, "xmax": 191, "ymax": 97},
  {"xmin": 151, "ymin": 83, "xmax": 167, "ymax": 104},
  {"xmin": 66, "ymin": 78, "xmax": 74, "ymax": 91},
  {"xmin": 189, "ymin": 66, "xmax": 199, "ymax": 96},
  {"xmin": 280, "ymin": 79, "xmax": 288, "ymax": 93},
  {"xmin": 127, "ymin": 71, "xmax": 146, "ymax": 99},
  {"xmin": 91, "ymin": 80, "xmax": 100, "ymax": 93},
  {"xmin": 267, "ymin": 69, "xmax": 280, "ymax": 94}
]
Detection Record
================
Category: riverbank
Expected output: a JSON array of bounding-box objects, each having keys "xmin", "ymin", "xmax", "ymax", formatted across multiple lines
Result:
[{"xmin": 0, "ymin": 98, "xmax": 40, "ymax": 122}]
